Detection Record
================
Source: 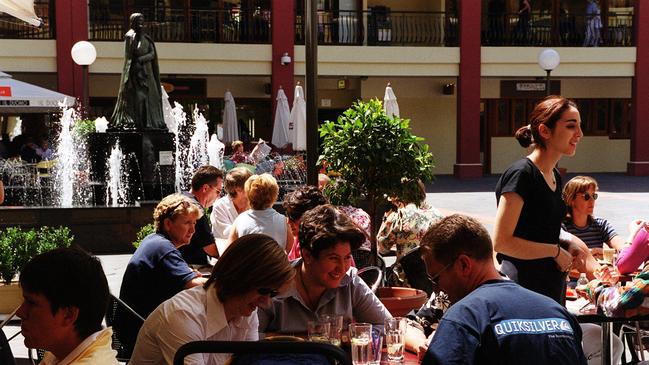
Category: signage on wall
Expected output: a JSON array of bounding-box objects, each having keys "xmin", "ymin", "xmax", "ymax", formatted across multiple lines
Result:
[
  {"xmin": 501, "ymin": 80, "xmax": 561, "ymax": 98},
  {"xmin": 160, "ymin": 78, "xmax": 207, "ymax": 98}
]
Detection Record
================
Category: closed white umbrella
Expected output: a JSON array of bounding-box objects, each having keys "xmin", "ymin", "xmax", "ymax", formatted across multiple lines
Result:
[
  {"xmin": 384, "ymin": 82, "xmax": 399, "ymax": 118},
  {"xmin": 0, "ymin": 0, "xmax": 42, "ymax": 27},
  {"xmin": 222, "ymin": 90, "xmax": 239, "ymax": 143},
  {"xmin": 271, "ymin": 87, "xmax": 291, "ymax": 148},
  {"xmin": 289, "ymin": 84, "xmax": 307, "ymax": 151}
]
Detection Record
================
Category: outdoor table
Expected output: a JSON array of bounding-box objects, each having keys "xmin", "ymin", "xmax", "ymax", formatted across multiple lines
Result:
[{"xmin": 567, "ymin": 298, "xmax": 649, "ymax": 365}]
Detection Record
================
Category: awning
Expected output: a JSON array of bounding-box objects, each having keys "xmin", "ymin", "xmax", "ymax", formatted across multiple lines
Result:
[
  {"xmin": 0, "ymin": 0, "xmax": 42, "ymax": 27},
  {"xmin": 0, "ymin": 72, "xmax": 75, "ymax": 113}
]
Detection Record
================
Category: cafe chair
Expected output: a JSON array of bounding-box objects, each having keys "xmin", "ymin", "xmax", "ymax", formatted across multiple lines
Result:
[
  {"xmin": 357, "ymin": 266, "xmax": 383, "ymax": 293},
  {"xmin": 173, "ymin": 340, "xmax": 351, "ymax": 365},
  {"xmin": 620, "ymin": 322, "xmax": 649, "ymax": 364},
  {"xmin": 105, "ymin": 293, "xmax": 145, "ymax": 363},
  {"xmin": 385, "ymin": 246, "xmax": 433, "ymax": 296},
  {"xmin": 352, "ymin": 248, "xmax": 386, "ymax": 271}
]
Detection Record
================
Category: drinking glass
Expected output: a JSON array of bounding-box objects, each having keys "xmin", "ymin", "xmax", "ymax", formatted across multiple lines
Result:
[
  {"xmin": 307, "ymin": 320, "xmax": 330, "ymax": 343},
  {"xmin": 385, "ymin": 317, "xmax": 407, "ymax": 361},
  {"xmin": 320, "ymin": 314, "xmax": 344, "ymax": 346},
  {"xmin": 349, "ymin": 323, "xmax": 372, "ymax": 365},
  {"xmin": 603, "ymin": 245, "xmax": 615, "ymax": 264}
]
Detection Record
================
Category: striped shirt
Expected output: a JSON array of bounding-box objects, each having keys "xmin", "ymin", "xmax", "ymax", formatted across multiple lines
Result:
[{"xmin": 563, "ymin": 217, "xmax": 618, "ymax": 249}]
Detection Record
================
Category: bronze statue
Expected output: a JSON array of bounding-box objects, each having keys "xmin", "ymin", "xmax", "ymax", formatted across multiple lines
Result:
[{"xmin": 111, "ymin": 13, "xmax": 166, "ymax": 130}]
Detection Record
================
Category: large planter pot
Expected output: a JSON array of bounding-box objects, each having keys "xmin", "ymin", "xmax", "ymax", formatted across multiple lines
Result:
[
  {"xmin": 0, "ymin": 283, "xmax": 22, "ymax": 314},
  {"xmin": 376, "ymin": 287, "xmax": 428, "ymax": 317}
]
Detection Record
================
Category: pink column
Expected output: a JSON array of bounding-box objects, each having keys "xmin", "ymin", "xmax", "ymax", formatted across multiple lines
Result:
[
  {"xmin": 55, "ymin": 0, "xmax": 89, "ymax": 101},
  {"xmin": 454, "ymin": 0, "xmax": 483, "ymax": 178},
  {"xmin": 271, "ymin": 0, "xmax": 295, "ymax": 115},
  {"xmin": 628, "ymin": 1, "xmax": 649, "ymax": 175}
]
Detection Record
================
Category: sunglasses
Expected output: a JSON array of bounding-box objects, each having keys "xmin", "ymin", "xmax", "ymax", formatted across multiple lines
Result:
[
  {"xmin": 257, "ymin": 287, "xmax": 280, "ymax": 298},
  {"xmin": 577, "ymin": 192, "xmax": 598, "ymax": 201},
  {"xmin": 427, "ymin": 259, "xmax": 456, "ymax": 287}
]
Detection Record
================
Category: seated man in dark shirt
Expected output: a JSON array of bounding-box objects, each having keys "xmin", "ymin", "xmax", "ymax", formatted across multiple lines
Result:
[
  {"xmin": 420, "ymin": 214, "xmax": 587, "ymax": 365},
  {"xmin": 179, "ymin": 165, "xmax": 223, "ymax": 264}
]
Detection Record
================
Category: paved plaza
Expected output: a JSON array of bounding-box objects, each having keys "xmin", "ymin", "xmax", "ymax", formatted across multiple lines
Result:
[{"xmin": 5, "ymin": 172, "xmax": 649, "ymax": 363}]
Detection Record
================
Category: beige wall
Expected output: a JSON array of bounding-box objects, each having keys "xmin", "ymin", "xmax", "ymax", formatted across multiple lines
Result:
[
  {"xmin": 482, "ymin": 47, "xmax": 636, "ymax": 77},
  {"xmin": 0, "ymin": 40, "xmax": 56, "ymax": 72},
  {"xmin": 481, "ymin": 77, "xmax": 632, "ymax": 98},
  {"xmin": 361, "ymin": 77, "xmax": 457, "ymax": 174},
  {"xmin": 490, "ymin": 137, "xmax": 630, "ymax": 173}
]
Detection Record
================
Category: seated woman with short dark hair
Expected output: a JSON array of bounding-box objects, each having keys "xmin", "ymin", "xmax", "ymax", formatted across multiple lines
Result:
[{"xmin": 258, "ymin": 204, "xmax": 391, "ymax": 334}]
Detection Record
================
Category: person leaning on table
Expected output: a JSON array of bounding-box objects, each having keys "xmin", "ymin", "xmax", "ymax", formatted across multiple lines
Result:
[
  {"xmin": 130, "ymin": 234, "xmax": 295, "ymax": 365},
  {"xmin": 419, "ymin": 214, "xmax": 587, "ymax": 365},
  {"xmin": 115, "ymin": 194, "xmax": 207, "ymax": 358}
]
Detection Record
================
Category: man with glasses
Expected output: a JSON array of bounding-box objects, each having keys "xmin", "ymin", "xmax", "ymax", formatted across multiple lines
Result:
[
  {"xmin": 419, "ymin": 214, "xmax": 587, "ymax": 365},
  {"xmin": 180, "ymin": 165, "xmax": 224, "ymax": 264}
]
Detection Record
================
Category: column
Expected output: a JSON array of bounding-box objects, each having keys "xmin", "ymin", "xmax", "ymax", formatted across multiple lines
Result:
[
  {"xmin": 628, "ymin": 1, "xmax": 649, "ymax": 175},
  {"xmin": 271, "ymin": 0, "xmax": 295, "ymax": 114},
  {"xmin": 454, "ymin": 0, "xmax": 483, "ymax": 178},
  {"xmin": 55, "ymin": 0, "xmax": 88, "ymax": 102}
]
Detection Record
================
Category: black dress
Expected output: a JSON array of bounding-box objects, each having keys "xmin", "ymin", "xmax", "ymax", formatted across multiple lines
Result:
[{"xmin": 495, "ymin": 158, "xmax": 567, "ymax": 304}]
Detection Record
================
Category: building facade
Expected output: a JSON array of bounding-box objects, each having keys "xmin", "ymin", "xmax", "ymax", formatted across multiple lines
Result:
[{"xmin": 0, "ymin": 0, "xmax": 646, "ymax": 177}]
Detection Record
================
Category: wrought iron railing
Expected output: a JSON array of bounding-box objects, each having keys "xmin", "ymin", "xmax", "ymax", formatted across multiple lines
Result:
[
  {"xmin": 295, "ymin": 10, "xmax": 458, "ymax": 46},
  {"xmin": 0, "ymin": 0, "xmax": 54, "ymax": 39},
  {"xmin": 89, "ymin": 6, "xmax": 271, "ymax": 43},
  {"xmin": 482, "ymin": 11, "xmax": 633, "ymax": 47}
]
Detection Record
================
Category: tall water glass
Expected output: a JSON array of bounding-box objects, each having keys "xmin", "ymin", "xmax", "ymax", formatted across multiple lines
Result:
[
  {"xmin": 349, "ymin": 323, "xmax": 372, "ymax": 365},
  {"xmin": 320, "ymin": 314, "xmax": 344, "ymax": 346},
  {"xmin": 385, "ymin": 317, "xmax": 407, "ymax": 361}
]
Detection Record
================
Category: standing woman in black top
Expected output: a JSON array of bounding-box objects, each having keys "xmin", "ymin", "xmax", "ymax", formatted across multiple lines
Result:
[{"xmin": 494, "ymin": 96, "xmax": 589, "ymax": 304}]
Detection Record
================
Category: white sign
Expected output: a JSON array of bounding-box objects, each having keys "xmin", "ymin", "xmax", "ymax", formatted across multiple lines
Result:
[
  {"xmin": 516, "ymin": 83, "xmax": 546, "ymax": 91},
  {"xmin": 159, "ymin": 151, "xmax": 173, "ymax": 166},
  {"xmin": 320, "ymin": 98, "xmax": 332, "ymax": 107}
]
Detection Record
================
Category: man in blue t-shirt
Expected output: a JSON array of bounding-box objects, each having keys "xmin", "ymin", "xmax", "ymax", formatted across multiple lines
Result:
[{"xmin": 420, "ymin": 214, "xmax": 587, "ymax": 365}]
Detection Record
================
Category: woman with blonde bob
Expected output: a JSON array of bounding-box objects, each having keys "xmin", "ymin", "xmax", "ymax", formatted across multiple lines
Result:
[
  {"xmin": 131, "ymin": 234, "xmax": 295, "ymax": 364},
  {"xmin": 229, "ymin": 173, "xmax": 293, "ymax": 252},
  {"xmin": 116, "ymin": 194, "xmax": 207, "ymax": 357}
]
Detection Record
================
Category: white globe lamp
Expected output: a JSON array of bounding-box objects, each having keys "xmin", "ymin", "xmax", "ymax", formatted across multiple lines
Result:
[
  {"xmin": 70, "ymin": 41, "xmax": 97, "ymax": 108},
  {"xmin": 537, "ymin": 49, "xmax": 560, "ymax": 96}
]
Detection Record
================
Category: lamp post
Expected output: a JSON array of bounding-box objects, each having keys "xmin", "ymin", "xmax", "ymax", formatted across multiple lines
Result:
[
  {"xmin": 71, "ymin": 41, "xmax": 97, "ymax": 110},
  {"xmin": 537, "ymin": 48, "xmax": 560, "ymax": 96}
]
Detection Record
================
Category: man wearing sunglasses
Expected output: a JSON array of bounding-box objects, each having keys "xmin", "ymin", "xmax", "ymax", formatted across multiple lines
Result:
[{"xmin": 419, "ymin": 214, "xmax": 587, "ymax": 365}]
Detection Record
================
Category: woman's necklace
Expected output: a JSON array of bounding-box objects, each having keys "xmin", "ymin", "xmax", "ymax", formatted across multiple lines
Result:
[
  {"xmin": 540, "ymin": 169, "xmax": 556, "ymax": 186},
  {"xmin": 299, "ymin": 269, "xmax": 318, "ymax": 310}
]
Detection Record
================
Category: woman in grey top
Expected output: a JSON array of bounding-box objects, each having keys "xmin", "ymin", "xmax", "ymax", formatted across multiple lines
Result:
[{"xmin": 258, "ymin": 204, "xmax": 390, "ymax": 334}]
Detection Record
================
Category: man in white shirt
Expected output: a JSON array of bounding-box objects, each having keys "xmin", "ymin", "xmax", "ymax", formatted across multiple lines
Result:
[
  {"xmin": 17, "ymin": 248, "xmax": 118, "ymax": 365},
  {"xmin": 210, "ymin": 167, "xmax": 252, "ymax": 254}
]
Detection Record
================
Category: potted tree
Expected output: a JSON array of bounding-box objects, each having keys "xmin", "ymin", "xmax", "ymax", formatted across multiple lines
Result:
[
  {"xmin": 0, "ymin": 226, "xmax": 73, "ymax": 313},
  {"xmin": 318, "ymin": 98, "xmax": 435, "ymax": 261}
]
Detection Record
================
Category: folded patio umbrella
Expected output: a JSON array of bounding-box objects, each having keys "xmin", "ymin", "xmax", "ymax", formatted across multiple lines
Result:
[
  {"xmin": 0, "ymin": 71, "xmax": 75, "ymax": 113},
  {"xmin": 384, "ymin": 82, "xmax": 400, "ymax": 118},
  {"xmin": 222, "ymin": 90, "xmax": 239, "ymax": 143},
  {"xmin": 289, "ymin": 84, "xmax": 306, "ymax": 151},
  {"xmin": 271, "ymin": 87, "xmax": 291, "ymax": 148}
]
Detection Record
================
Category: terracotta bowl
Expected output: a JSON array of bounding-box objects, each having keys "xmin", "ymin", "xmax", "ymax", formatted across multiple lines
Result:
[{"xmin": 377, "ymin": 287, "xmax": 428, "ymax": 317}]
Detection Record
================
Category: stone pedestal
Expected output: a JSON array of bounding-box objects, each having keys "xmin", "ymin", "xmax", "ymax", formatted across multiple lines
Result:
[{"xmin": 87, "ymin": 131, "xmax": 175, "ymax": 205}]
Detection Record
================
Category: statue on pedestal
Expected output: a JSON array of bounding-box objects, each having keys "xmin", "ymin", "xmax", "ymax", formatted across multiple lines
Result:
[{"xmin": 111, "ymin": 13, "xmax": 167, "ymax": 130}]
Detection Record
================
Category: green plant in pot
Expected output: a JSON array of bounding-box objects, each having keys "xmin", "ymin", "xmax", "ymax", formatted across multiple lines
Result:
[{"xmin": 318, "ymin": 98, "xmax": 434, "ymax": 263}]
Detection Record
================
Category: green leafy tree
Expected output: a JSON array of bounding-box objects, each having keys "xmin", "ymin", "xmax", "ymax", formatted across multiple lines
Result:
[
  {"xmin": 318, "ymin": 98, "xmax": 434, "ymax": 259},
  {"xmin": 132, "ymin": 223, "xmax": 155, "ymax": 249}
]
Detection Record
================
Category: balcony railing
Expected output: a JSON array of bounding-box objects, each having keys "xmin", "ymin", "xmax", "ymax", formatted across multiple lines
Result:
[
  {"xmin": 0, "ymin": 0, "xmax": 54, "ymax": 39},
  {"xmin": 295, "ymin": 10, "xmax": 458, "ymax": 46},
  {"xmin": 482, "ymin": 11, "xmax": 633, "ymax": 47},
  {"xmin": 89, "ymin": 7, "xmax": 271, "ymax": 43}
]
